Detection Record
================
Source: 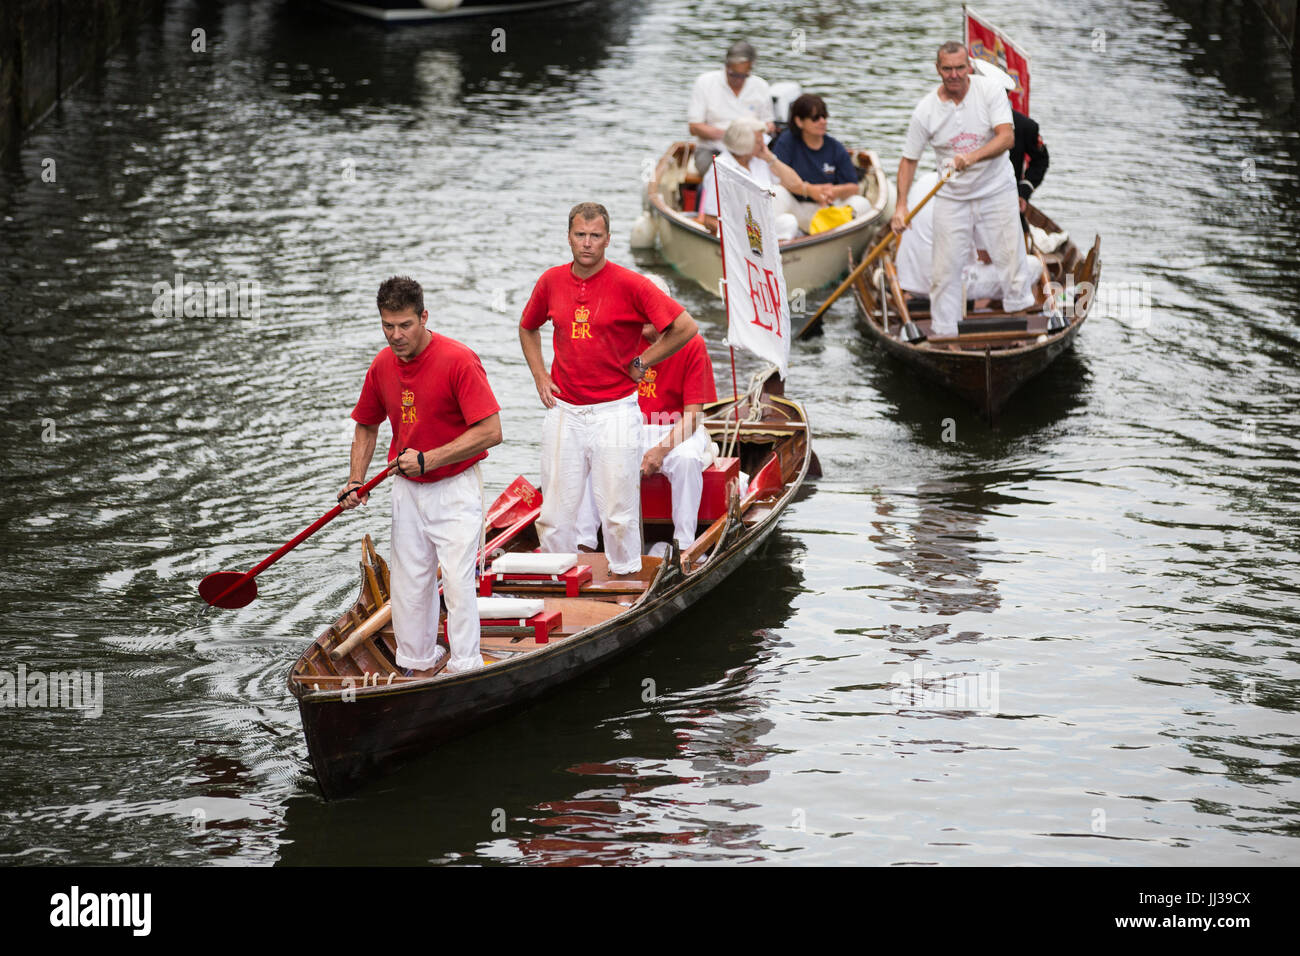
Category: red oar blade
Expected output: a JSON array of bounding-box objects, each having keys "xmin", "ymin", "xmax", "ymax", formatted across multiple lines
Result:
[
  {"xmin": 487, "ymin": 475, "xmax": 541, "ymax": 528},
  {"xmin": 750, "ymin": 455, "xmax": 785, "ymax": 500},
  {"xmin": 199, "ymin": 571, "xmax": 259, "ymax": 609}
]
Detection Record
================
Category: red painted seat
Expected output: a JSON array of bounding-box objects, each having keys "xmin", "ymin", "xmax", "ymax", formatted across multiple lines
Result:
[
  {"xmin": 641, "ymin": 456, "xmax": 739, "ymax": 522},
  {"xmin": 478, "ymin": 564, "xmax": 592, "ymax": 598}
]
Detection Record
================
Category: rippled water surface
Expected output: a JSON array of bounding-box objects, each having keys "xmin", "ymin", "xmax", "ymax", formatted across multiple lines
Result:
[{"xmin": 1, "ymin": 0, "xmax": 1297, "ymax": 865}]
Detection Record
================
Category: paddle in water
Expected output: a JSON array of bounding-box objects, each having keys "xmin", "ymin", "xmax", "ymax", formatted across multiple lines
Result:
[{"xmin": 199, "ymin": 458, "xmax": 401, "ymax": 609}]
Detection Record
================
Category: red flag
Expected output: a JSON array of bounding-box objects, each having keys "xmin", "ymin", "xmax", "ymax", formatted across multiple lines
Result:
[{"xmin": 964, "ymin": 4, "xmax": 1030, "ymax": 115}]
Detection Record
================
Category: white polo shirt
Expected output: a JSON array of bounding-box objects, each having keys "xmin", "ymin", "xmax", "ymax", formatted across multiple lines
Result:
[
  {"xmin": 902, "ymin": 73, "xmax": 1016, "ymax": 200},
  {"xmin": 688, "ymin": 69, "xmax": 775, "ymax": 150}
]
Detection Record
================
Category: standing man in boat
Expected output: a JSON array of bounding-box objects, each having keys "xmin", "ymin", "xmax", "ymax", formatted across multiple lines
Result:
[
  {"xmin": 687, "ymin": 40, "xmax": 776, "ymax": 177},
  {"xmin": 340, "ymin": 276, "xmax": 502, "ymax": 678},
  {"xmin": 891, "ymin": 42, "xmax": 1038, "ymax": 337},
  {"xmin": 519, "ymin": 202, "xmax": 700, "ymax": 576}
]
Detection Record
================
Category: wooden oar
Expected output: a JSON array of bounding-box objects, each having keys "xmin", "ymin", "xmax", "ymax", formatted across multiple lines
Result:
[
  {"xmin": 486, "ymin": 475, "xmax": 540, "ymax": 528},
  {"xmin": 199, "ymin": 459, "xmax": 399, "ymax": 610},
  {"xmin": 681, "ymin": 454, "xmax": 784, "ymax": 567},
  {"xmin": 795, "ymin": 166, "xmax": 955, "ymax": 340}
]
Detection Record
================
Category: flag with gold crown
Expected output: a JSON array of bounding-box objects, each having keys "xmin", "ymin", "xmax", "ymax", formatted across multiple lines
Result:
[
  {"xmin": 964, "ymin": 4, "xmax": 1030, "ymax": 114},
  {"xmin": 714, "ymin": 158, "xmax": 791, "ymax": 380}
]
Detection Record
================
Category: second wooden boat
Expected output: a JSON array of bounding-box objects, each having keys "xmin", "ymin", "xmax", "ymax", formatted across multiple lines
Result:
[
  {"xmin": 851, "ymin": 203, "xmax": 1101, "ymax": 420},
  {"xmin": 640, "ymin": 141, "xmax": 895, "ymax": 297}
]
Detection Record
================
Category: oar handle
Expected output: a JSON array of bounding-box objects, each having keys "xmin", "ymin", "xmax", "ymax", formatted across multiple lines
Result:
[
  {"xmin": 211, "ymin": 459, "xmax": 400, "ymax": 606},
  {"xmin": 797, "ymin": 165, "xmax": 956, "ymax": 338}
]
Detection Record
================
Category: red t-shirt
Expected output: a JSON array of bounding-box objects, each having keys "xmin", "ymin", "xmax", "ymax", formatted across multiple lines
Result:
[
  {"xmin": 637, "ymin": 333, "xmax": 717, "ymax": 425},
  {"xmin": 519, "ymin": 261, "xmax": 684, "ymax": 405},
  {"xmin": 351, "ymin": 331, "xmax": 500, "ymax": 483}
]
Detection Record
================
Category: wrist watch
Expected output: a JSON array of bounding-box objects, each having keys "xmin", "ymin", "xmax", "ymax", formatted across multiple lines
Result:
[{"xmin": 631, "ymin": 356, "xmax": 646, "ymax": 374}]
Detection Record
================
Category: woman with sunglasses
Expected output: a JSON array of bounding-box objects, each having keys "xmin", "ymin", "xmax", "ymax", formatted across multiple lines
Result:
[{"xmin": 770, "ymin": 93, "xmax": 872, "ymax": 232}]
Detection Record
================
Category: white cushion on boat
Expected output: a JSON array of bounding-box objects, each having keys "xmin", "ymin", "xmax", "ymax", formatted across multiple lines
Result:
[
  {"xmin": 1029, "ymin": 224, "xmax": 1069, "ymax": 254},
  {"xmin": 477, "ymin": 597, "xmax": 545, "ymax": 620},
  {"xmin": 489, "ymin": 553, "xmax": 577, "ymax": 575}
]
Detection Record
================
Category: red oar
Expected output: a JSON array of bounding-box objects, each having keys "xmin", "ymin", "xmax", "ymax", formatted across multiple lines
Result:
[
  {"xmin": 485, "ymin": 475, "xmax": 540, "ymax": 529},
  {"xmin": 199, "ymin": 459, "xmax": 400, "ymax": 609}
]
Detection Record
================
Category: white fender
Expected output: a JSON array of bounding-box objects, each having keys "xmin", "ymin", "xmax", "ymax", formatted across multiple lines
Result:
[{"xmin": 629, "ymin": 210, "xmax": 657, "ymax": 249}]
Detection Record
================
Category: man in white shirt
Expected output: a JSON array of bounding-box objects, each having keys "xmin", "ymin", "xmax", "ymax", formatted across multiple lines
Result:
[
  {"xmin": 896, "ymin": 170, "xmax": 1042, "ymax": 307},
  {"xmin": 687, "ymin": 41, "xmax": 776, "ymax": 176},
  {"xmin": 891, "ymin": 42, "xmax": 1037, "ymax": 336}
]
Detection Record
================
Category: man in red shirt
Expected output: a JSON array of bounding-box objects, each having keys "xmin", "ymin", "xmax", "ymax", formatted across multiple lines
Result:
[
  {"xmin": 577, "ymin": 318, "xmax": 718, "ymax": 554},
  {"xmin": 519, "ymin": 202, "xmax": 699, "ymax": 574},
  {"xmin": 341, "ymin": 276, "xmax": 502, "ymax": 677}
]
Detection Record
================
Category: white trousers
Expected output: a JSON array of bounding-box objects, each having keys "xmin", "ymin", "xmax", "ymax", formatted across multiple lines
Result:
[
  {"xmin": 577, "ymin": 423, "xmax": 713, "ymax": 551},
  {"xmin": 930, "ymin": 187, "xmax": 1037, "ymax": 335},
  {"xmin": 772, "ymin": 186, "xmax": 872, "ymax": 233},
  {"xmin": 390, "ymin": 465, "xmax": 483, "ymax": 673},
  {"xmin": 538, "ymin": 394, "xmax": 643, "ymax": 574}
]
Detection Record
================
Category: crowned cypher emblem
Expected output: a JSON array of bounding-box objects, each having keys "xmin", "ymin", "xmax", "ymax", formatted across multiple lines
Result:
[
  {"xmin": 572, "ymin": 304, "xmax": 592, "ymax": 339},
  {"xmin": 745, "ymin": 204, "xmax": 763, "ymax": 256}
]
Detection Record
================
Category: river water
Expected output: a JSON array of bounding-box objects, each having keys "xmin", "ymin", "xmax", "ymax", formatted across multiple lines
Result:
[{"xmin": 0, "ymin": 0, "xmax": 1296, "ymax": 866}]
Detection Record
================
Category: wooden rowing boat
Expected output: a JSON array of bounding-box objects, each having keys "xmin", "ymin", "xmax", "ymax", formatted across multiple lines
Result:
[
  {"xmin": 287, "ymin": 379, "xmax": 813, "ymax": 799},
  {"xmin": 639, "ymin": 141, "xmax": 896, "ymax": 297},
  {"xmin": 851, "ymin": 203, "xmax": 1102, "ymax": 420}
]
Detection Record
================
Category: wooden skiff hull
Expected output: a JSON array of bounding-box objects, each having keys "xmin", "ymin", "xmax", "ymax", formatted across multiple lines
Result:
[
  {"xmin": 852, "ymin": 204, "xmax": 1102, "ymax": 419},
  {"xmin": 290, "ymin": 394, "xmax": 812, "ymax": 799},
  {"xmin": 645, "ymin": 141, "xmax": 896, "ymax": 297}
]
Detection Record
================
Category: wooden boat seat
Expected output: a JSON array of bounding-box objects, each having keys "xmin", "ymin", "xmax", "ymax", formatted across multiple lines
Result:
[
  {"xmin": 479, "ymin": 596, "xmax": 626, "ymax": 654},
  {"xmin": 483, "ymin": 554, "xmax": 659, "ymax": 596},
  {"xmin": 479, "ymin": 562, "xmax": 593, "ymax": 597},
  {"xmin": 467, "ymin": 609, "xmax": 562, "ymax": 644},
  {"xmin": 642, "ymin": 456, "xmax": 739, "ymax": 523}
]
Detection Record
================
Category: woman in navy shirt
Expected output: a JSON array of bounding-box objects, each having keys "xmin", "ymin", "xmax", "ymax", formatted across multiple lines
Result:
[{"xmin": 770, "ymin": 94, "xmax": 871, "ymax": 231}]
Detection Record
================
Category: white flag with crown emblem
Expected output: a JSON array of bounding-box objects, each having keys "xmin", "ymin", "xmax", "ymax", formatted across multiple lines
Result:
[{"xmin": 715, "ymin": 159, "xmax": 791, "ymax": 380}]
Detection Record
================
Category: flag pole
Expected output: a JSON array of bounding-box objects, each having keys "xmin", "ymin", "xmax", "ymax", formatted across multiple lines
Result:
[{"xmin": 714, "ymin": 160, "xmax": 741, "ymax": 407}]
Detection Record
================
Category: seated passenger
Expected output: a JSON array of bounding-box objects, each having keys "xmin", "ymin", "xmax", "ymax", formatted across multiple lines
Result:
[
  {"xmin": 895, "ymin": 170, "xmax": 1046, "ymax": 309},
  {"xmin": 769, "ymin": 93, "xmax": 873, "ymax": 231},
  {"xmin": 696, "ymin": 118, "xmax": 804, "ymax": 242},
  {"xmin": 577, "ymin": 320, "xmax": 717, "ymax": 556}
]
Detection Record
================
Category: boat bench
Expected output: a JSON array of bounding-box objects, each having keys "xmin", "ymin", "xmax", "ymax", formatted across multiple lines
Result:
[
  {"xmin": 481, "ymin": 610, "xmax": 562, "ymax": 644},
  {"xmin": 479, "ymin": 563, "xmax": 592, "ymax": 598},
  {"xmin": 641, "ymin": 456, "xmax": 739, "ymax": 523},
  {"xmin": 438, "ymin": 596, "xmax": 564, "ymax": 645}
]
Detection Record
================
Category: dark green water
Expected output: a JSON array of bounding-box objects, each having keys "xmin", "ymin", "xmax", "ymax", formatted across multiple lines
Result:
[{"xmin": 1, "ymin": 0, "xmax": 1297, "ymax": 865}]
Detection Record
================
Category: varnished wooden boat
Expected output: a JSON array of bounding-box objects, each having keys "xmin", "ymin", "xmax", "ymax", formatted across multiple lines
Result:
[
  {"xmin": 851, "ymin": 203, "xmax": 1102, "ymax": 419},
  {"xmin": 287, "ymin": 380, "xmax": 813, "ymax": 799},
  {"xmin": 639, "ymin": 141, "xmax": 896, "ymax": 297}
]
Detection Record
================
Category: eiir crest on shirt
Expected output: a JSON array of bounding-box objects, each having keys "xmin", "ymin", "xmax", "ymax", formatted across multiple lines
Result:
[
  {"xmin": 638, "ymin": 366, "xmax": 657, "ymax": 399},
  {"xmin": 401, "ymin": 389, "xmax": 417, "ymax": 425},
  {"xmin": 572, "ymin": 305, "xmax": 592, "ymax": 340}
]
